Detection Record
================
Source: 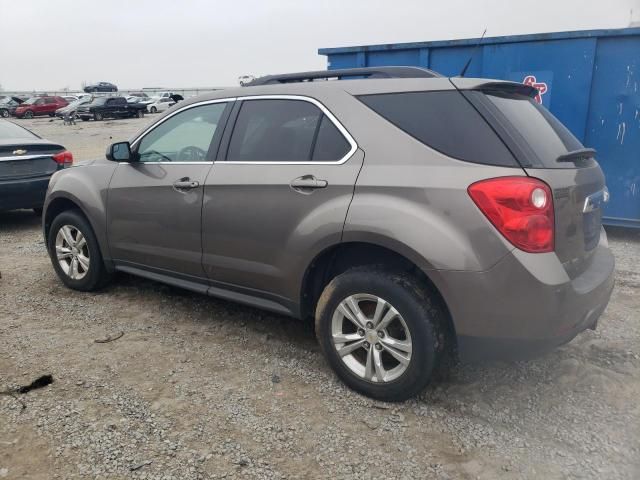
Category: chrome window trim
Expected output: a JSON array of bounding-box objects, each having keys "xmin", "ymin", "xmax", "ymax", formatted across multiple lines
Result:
[
  {"xmin": 222, "ymin": 94, "xmax": 357, "ymax": 165},
  {"xmin": 128, "ymin": 97, "xmax": 237, "ymax": 165},
  {"xmin": 127, "ymin": 94, "xmax": 357, "ymax": 166}
]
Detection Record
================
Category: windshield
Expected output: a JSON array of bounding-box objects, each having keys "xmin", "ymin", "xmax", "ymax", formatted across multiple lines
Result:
[
  {"xmin": 0, "ymin": 120, "xmax": 38, "ymax": 139},
  {"xmin": 22, "ymin": 97, "xmax": 39, "ymax": 105}
]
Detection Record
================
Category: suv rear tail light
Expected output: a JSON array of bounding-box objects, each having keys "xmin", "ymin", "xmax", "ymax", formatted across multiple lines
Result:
[
  {"xmin": 468, "ymin": 176, "xmax": 554, "ymax": 253},
  {"xmin": 52, "ymin": 150, "xmax": 73, "ymax": 167}
]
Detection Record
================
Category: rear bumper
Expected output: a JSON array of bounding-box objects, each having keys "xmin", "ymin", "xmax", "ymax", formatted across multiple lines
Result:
[
  {"xmin": 439, "ymin": 230, "xmax": 615, "ymax": 361},
  {"xmin": 0, "ymin": 176, "xmax": 51, "ymax": 211}
]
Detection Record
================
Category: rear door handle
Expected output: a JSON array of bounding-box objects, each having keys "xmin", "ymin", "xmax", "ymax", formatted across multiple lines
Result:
[
  {"xmin": 290, "ymin": 175, "xmax": 328, "ymax": 191},
  {"xmin": 173, "ymin": 178, "xmax": 200, "ymax": 191}
]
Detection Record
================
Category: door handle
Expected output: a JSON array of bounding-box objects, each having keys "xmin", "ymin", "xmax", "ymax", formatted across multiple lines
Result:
[
  {"xmin": 290, "ymin": 175, "xmax": 328, "ymax": 192},
  {"xmin": 173, "ymin": 178, "xmax": 200, "ymax": 191}
]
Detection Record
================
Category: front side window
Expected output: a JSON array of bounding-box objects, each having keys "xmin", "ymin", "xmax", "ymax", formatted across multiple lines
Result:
[
  {"xmin": 226, "ymin": 99, "xmax": 351, "ymax": 162},
  {"xmin": 136, "ymin": 102, "xmax": 228, "ymax": 162}
]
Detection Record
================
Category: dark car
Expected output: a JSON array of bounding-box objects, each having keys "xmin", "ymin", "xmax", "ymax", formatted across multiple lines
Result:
[
  {"xmin": 0, "ymin": 119, "xmax": 72, "ymax": 214},
  {"xmin": 76, "ymin": 96, "xmax": 146, "ymax": 121},
  {"xmin": 0, "ymin": 96, "xmax": 24, "ymax": 118},
  {"xmin": 14, "ymin": 96, "xmax": 68, "ymax": 119},
  {"xmin": 42, "ymin": 67, "xmax": 614, "ymax": 401},
  {"xmin": 83, "ymin": 82, "xmax": 118, "ymax": 93}
]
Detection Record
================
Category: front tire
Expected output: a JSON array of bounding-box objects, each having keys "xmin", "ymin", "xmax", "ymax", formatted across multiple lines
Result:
[
  {"xmin": 0, "ymin": 109, "xmax": 9, "ymax": 118},
  {"xmin": 136, "ymin": 110, "xmax": 144, "ymax": 118},
  {"xmin": 47, "ymin": 210, "xmax": 111, "ymax": 291},
  {"xmin": 93, "ymin": 112, "xmax": 103, "ymax": 121},
  {"xmin": 150, "ymin": 106, "xmax": 157, "ymax": 113},
  {"xmin": 23, "ymin": 110, "xmax": 34, "ymax": 119},
  {"xmin": 315, "ymin": 267, "xmax": 445, "ymax": 401}
]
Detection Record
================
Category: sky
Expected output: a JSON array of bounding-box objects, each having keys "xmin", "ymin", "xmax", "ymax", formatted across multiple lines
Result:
[{"xmin": 0, "ymin": 0, "xmax": 638, "ymax": 91}]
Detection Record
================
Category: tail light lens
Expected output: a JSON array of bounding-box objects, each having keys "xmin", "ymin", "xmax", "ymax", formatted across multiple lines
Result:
[
  {"xmin": 468, "ymin": 176, "xmax": 554, "ymax": 253},
  {"xmin": 52, "ymin": 150, "xmax": 73, "ymax": 167}
]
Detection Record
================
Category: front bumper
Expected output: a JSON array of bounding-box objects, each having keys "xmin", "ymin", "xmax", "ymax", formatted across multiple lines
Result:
[
  {"xmin": 0, "ymin": 175, "xmax": 51, "ymax": 211},
  {"xmin": 439, "ymin": 231, "xmax": 615, "ymax": 361}
]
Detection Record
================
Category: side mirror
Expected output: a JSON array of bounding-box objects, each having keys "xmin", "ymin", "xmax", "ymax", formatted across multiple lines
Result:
[{"xmin": 106, "ymin": 141, "xmax": 133, "ymax": 162}]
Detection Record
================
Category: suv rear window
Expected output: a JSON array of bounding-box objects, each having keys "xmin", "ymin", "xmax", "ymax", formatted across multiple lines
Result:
[
  {"xmin": 357, "ymin": 91, "xmax": 517, "ymax": 167},
  {"xmin": 478, "ymin": 92, "xmax": 586, "ymax": 169}
]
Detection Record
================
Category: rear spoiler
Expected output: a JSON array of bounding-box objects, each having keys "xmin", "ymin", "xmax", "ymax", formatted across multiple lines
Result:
[{"xmin": 449, "ymin": 78, "xmax": 538, "ymax": 98}]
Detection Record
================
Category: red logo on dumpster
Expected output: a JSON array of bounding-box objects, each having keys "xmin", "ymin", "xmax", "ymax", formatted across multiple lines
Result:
[{"xmin": 523, "ymin": 75, "xmax": 548, "ymax": 104}]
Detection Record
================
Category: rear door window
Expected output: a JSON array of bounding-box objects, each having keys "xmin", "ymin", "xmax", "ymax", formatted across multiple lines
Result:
[
  {"xmin": 312, "ymin": 115, "xmax": 351, "ymax": 161},
  {"xmin": 226, "ymin": 99, "xmax": 352, "ymax": 163},
  {"xmin": 227, "ymin": 99, "xmax": 320, "ymax": 162},
  {"xmin": 358, "ymin": 91, "xmax": 518, "ymax": 167}
]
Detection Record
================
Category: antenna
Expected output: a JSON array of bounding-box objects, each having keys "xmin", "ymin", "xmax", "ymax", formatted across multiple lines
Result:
[{"xmin": 459, "ymin": 28, "xmax": 487, "ymax": 77}]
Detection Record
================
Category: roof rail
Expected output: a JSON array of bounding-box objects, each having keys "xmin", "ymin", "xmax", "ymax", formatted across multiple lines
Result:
[{"xmin": 245, "ymin": 66, "xmax": 441, "ymax": 86}]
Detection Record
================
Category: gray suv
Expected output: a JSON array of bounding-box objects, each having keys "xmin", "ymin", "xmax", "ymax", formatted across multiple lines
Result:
[{"xmin": 43, "ymin": 67, "xmax": 615, "ymax": 401}]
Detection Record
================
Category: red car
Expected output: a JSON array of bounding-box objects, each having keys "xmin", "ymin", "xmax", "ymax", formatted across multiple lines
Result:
[{"xmin": 14, "ymin": 96, "xmax": 68, "ymax": 119}]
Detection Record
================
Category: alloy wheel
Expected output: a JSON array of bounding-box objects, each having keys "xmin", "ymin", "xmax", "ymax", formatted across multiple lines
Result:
[
  {"xmin": 331, "ymin": 293, "xmax": 412, "ymax": 383},
  {"xmin": 55, "ymin": 225, "xmax": 90, "ymax": 280}
]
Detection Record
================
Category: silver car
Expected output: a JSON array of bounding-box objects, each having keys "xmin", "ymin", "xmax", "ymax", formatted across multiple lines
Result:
[{"xmin": 43, "ymin": 67, "xmax": 615, "ymax": 401}]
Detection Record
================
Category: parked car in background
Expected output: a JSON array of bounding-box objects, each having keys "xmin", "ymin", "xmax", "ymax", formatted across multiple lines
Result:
[
  {"xmin": 62, "ymin": 95, "xmax": 79, "ymax": 103},
  {"xmin": 55, "ymin": 96, "xmax": 93, "ymax": 119},
  {"xmin": 42, "ymin": 67, "xmax": 614, "ymax": 401},
  {"xmin": 147, "ymin": 97, "xmax": 174, "ymax": 113},
  {"xmin": 128, "ymin": 92, "xmax": 149, "ymax": 99},
  {"xmin": 83, "ymin": 82, "xmax": 118, "ymax": 93},
  {"xmin": 0, "ymin": 96, "xmax": 24, "ymax": 118},
  {"xmin": 0, "ymin": 119, "xmax": 73, "ymax": 214},
  {"xmin": 76, "ymin": 96, "xmax": 146, "ymax": 121},
  {"xmin": 14, "ymin": 96, "xmax": 68, "ymax": 118}
]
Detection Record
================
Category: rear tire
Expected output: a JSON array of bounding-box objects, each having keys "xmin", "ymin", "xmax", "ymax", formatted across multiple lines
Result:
[
  {"xmin": 0, "ymin": 109, "xmax": 9, "ymax": 118},
  {"xmin": 137, "ymin": 110, "xmax": 144, "ymax": 118},
  {"xmin": 315, "ymin": 266, "xmax": 445, "ymax": 401},
  {"xmin": 93, "ymin": 112, "xmax": 103, "ymax": 121},
  {"xmin": 47, "ymin": 210, "xmax": 111, "ymax": 291}
]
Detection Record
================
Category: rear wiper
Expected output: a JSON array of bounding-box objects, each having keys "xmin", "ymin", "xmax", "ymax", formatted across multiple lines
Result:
[{"xmin": 556, "ymin": 148, "xmax": 596, "ymax": 163}]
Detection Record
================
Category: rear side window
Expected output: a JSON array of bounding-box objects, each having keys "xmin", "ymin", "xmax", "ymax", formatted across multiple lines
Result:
[
  {"xmin": 226, "ymin": 99, "xmax": 351, "ymax": 162},
  {"xmin": 358, "ymin": 91, "xmax": 517, "ymax": 167},
  {"xmin": 481, "ymin": 92, "xmax": 585, "ymax": 169}
]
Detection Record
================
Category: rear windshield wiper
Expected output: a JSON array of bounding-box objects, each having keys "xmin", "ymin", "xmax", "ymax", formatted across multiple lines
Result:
[{"xmin": 556, "ymin": 148, "xmax": 596, "ymax": 163}]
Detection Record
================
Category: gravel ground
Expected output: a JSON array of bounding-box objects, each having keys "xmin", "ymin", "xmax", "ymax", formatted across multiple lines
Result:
[{"xmin": 1, "ymin": 117, "xmax": 639, "ymax": 479}]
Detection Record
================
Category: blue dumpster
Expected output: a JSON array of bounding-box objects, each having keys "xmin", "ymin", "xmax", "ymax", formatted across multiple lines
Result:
[{"xmin": 319, "ymin": 28, "xmax": 640, "ymax": 227}]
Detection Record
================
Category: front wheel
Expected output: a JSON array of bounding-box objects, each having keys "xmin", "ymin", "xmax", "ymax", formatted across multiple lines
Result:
[
  {"xmin": 315, "ymin": 267, "xmax": 446, "ymax": 401},
  {"xmin": 47, "ymin": 210, "xmax": 111, "ymax": 291},
  {"xmin": 136, "ymin": 110, "xmax": 144, "ymax": 118},
  {"xmin": 150, "ymin": 106, "xmax": 157, "ymax": 114},
  {"xmin": 0, "ymin": 109, "xmax": 9, "ymax": 118},
  {"xmin": 23, "ymin": 110, "xmax": 34, "ymax": 119},
  {"xmin": 93, "ymin": 112, "xmax": 103, "ymax": 121}
]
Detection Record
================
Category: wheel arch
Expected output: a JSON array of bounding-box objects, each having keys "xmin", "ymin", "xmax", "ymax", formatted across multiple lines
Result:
[
  {"xmin": 43, "ymin": 192, "xmax": 111, "ymax": 269},
  {"xmin": 299, "ymin": 240, "xmax": 457, "ymax": 345}
]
